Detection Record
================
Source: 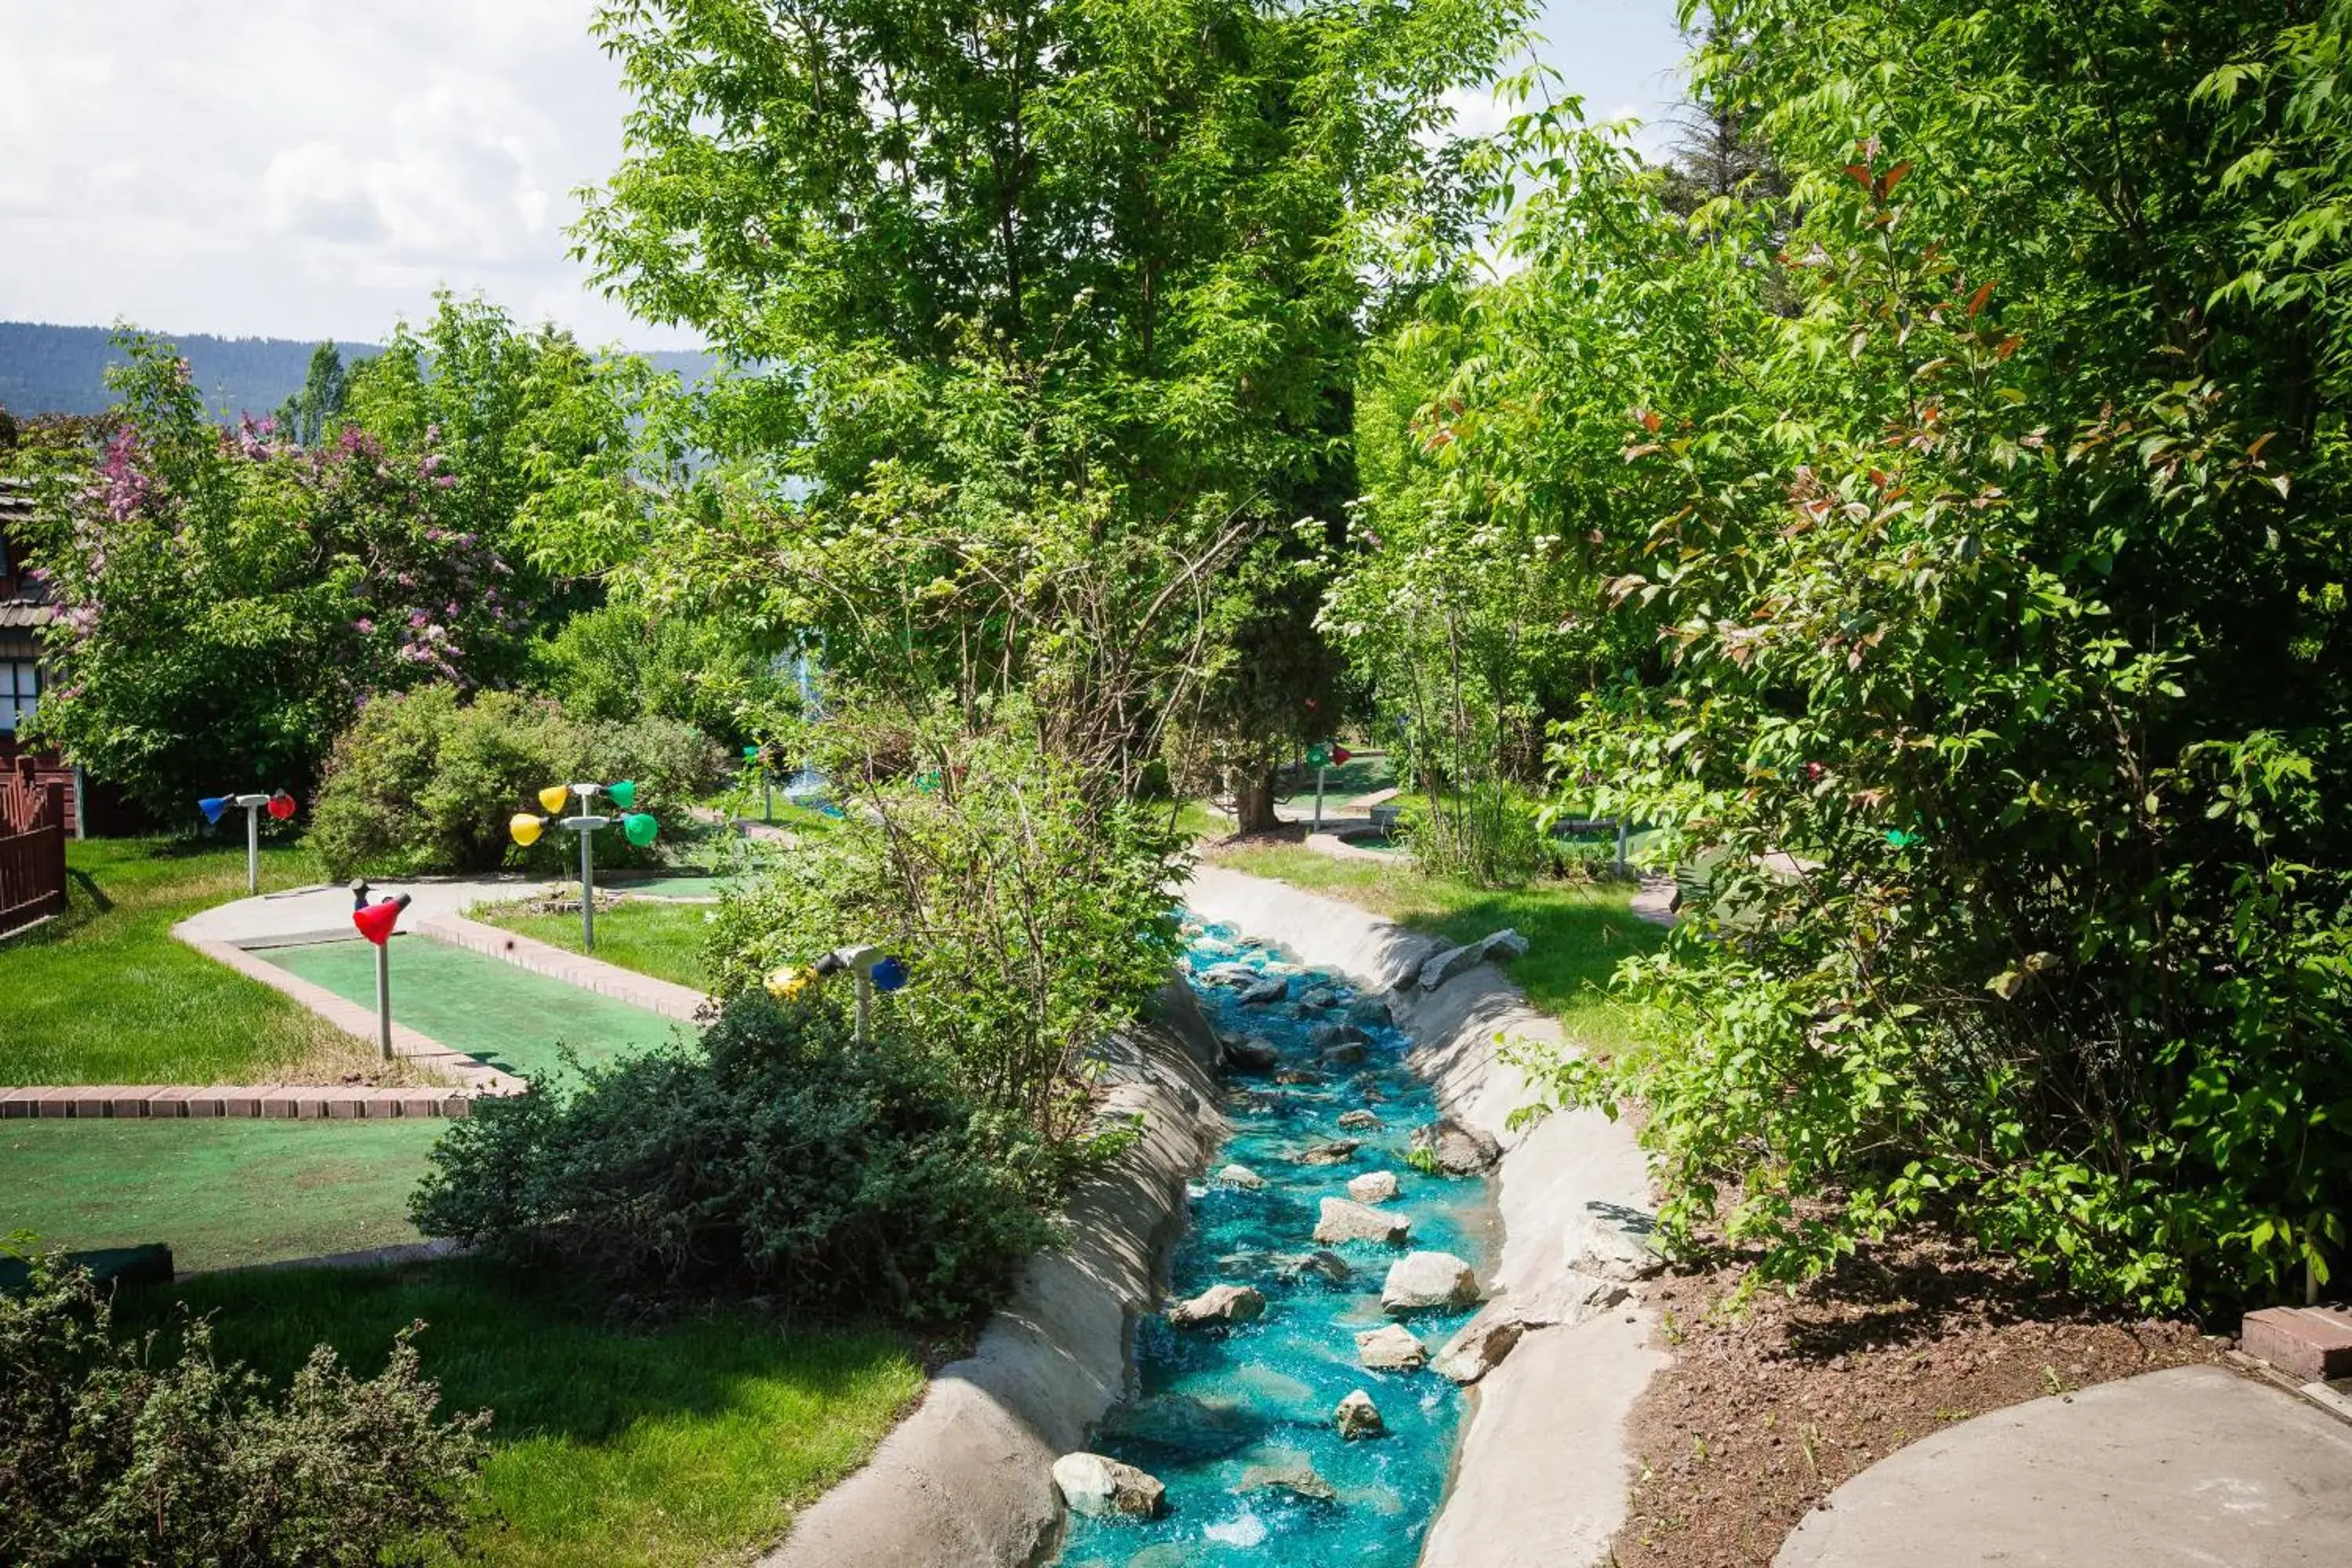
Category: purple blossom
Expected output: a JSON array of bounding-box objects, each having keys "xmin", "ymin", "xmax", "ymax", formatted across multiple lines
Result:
[
  {"xmin": 408, "ymin": 611, "xmax": 430, "ymax": 629},
  {"xmin": 350, "ymin": 617, "xmax": 376, "ymax": 633}
]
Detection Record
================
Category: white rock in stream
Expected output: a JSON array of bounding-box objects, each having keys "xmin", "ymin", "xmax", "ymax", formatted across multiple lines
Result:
[
  {"xmin": 1167, "ymin": 1283, "xmax": 1265, "ymax": 1327},
  {"xmin": 1052, "ymin": 1451, "xmax": 1167, "ymax": 1517},
  {"xmin": 1216, "ymin": 1163, "xmax": 1268, "ymax": 1190},
  {"xmin": 1381, "ymin": 1250, "xmax": 1481, "ymax": 1314},
  {"xmin": 1314, "ymin": 1197, "xmax": 1411, "ymax": 1247},
  {"xmin": 1335, "ymin": 1389, "xmax": 1387, "ymax": 1440},
  {"xmin": 1355, "ymin": 1323, "xmax": 1428, "ymax": 1370},
  {"xmin": 1347, "ymin": 1170, "xmax": 1400, "ymax": 1204}
]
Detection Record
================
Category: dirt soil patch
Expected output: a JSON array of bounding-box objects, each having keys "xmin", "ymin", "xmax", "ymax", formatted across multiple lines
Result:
[{"xmin": 1610, "ymin": 1232, "xmax": 2230, "ymax": 1567}]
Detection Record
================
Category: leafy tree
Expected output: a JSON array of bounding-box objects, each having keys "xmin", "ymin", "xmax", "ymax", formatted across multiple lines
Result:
[
  {"xmin": 272, "ymin": 342, "xmax": 354, "ymax": 448},
  {"xmin": 574, "ymin": 0, "xmax": 1527, "ymax": 797}
]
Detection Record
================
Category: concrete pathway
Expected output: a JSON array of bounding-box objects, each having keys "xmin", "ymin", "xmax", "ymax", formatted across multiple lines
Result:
[{"xmin": 1774, "ymin": 1364, "xmax": 2352, "ymax": 1567}]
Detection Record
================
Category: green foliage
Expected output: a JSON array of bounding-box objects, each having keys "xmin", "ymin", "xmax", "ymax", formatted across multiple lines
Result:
[
  {"xmin": 575, "ymin": 0, "xmax": 1528, "ymax": 790},
  {"xmin": 1363, "ymin": 5, "xmax": 2352, "ymax": 1313},
  {"xmin": 535, "ymin": 601, "xmax": 787, "ymax": 742},
  {"xmin": 705, "ymin": 716, "xmax": 1186, "ymax": 1152},
  {"xmin": 409, "ymin": 994, "xmax": 1061, "ymax": 1324},
  {"xmin": 307, "ymin": 684, "xmax": 722, "ymax": 878},
  {"xmin": 0, "ymin": 1249, "xmax": 487, "ymax": 1567},
  {"xmin": 272, "ymin": 342, "xmax": 353, "ymax": 449}
]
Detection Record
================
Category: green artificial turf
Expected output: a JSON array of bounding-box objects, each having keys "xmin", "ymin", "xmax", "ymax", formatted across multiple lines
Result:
[
  {"xmin": 474, "ymin": 899, "xmax": 716, "ymax": 993},
  {"xmin": 0, "ymin": 1117, "xmax": 440, "ymax": 1270},
  {"xmin": 262, "ymin": 938, "xmax": 683, "ymax": 1080},
  {"xmin": 1202, "ymin": 840, "xmax": 1665, "ymax": 1054},
  {"xmin": 118, "ymin": 1260, "xmax": 927, "ymax": 1568},
  {"xmin": 0, "ymin": 837, "xmax": 364, "ymax": 1085},
  {"xmin": 1272, "ymin": 749, "xmax": 1397, "ymax": 810}
]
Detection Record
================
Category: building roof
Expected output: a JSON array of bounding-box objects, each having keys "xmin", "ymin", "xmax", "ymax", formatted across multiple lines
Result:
[{"xmin": 0, "ymin": 475, "xmax": 56, "ymax": 630}]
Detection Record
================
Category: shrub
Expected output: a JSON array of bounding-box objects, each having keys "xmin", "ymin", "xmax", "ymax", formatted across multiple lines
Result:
[
  {"xmin": 0, "ymin": 1250, "xmax": 486, "ymax": 1567},
  {"xmin": 307, "ymin": 684, "xmax": 724, "ymax": 878},
  {"xmin": 535, "ymin": 602, "xmax": 792, "ymax": 744},
  {"xmin": 702, "ymin": 717, "xmax": 1185, "ymax": 1152},
  {"xmin": 408, "ymin": 993, "xmax": 1060, "ymax": 1323}
]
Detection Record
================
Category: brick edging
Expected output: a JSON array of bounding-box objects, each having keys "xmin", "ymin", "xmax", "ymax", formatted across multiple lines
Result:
[
  {"xmin": 418, "ymin": 913, "xmax": 711, "ymax": 1023},
  {"xmin": 0, "ymin": 1083, "xmax": 476, "ymax": 1120}
]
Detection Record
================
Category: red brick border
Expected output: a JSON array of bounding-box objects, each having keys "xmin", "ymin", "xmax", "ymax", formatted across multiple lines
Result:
[{"xmin": 0, "ymin": 1084, "xmax": 474, "ymax": 1120}]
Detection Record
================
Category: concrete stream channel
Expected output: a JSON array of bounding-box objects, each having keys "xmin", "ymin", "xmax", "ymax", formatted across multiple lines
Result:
[{"xmin": 765, "ymin": 866, "xmax": 1664, "ymax": 1568}]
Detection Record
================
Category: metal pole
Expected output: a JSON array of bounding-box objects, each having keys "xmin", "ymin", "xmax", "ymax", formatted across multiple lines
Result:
[
  {"xmin": 1313, "ymin": 765, "xmax": 1327, "ymax": 833},
  {"xmin": 1615, "ymin": 819, "xmax": 1630, "ymax": 878},
  {"xmin": 855, "ymin": 972, "xmax": 872, "ymax": 1045},
  {"xmin": 763, "ymin": 774, "xmax": 772, "ymax": 823},
  {"xmin": 375, "ymin": 938, "xmax": 393, "ymax": 1061},
  {"xmin": 245, "ymin": 804, "xmax": 260, "ymax": 895},
  {"xmin": 579, "ymin": 825, "xmax": 596, "ymax": 953}
]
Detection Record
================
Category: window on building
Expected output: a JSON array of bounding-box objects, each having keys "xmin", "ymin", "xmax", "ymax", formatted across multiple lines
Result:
[{"xmin": 0, "ymin": 660, "xmax": 38, "ymax": 733}]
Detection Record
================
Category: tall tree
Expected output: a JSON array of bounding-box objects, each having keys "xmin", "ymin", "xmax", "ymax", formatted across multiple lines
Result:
[
  {"xmin": 272, "ymin": 342, "xmax": 354, "ymax": 448},
  {"xmin": 575, "ymin": 0, "xmax": 1525, "ymax": 797}
]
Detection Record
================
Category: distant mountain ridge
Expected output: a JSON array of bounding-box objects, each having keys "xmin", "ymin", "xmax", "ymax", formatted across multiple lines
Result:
[{"xmin": 0, "ymin": 321, "xmax": 717, "ymax": 420}]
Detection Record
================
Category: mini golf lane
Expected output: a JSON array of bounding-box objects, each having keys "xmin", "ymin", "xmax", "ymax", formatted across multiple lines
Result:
[
  {"xmin": 1056, "ymin": 922, "xmax": 1490, "ymax": 1568},
  {"xmin": 0, "ymin": 1117, "xmax": 439, "ymax": 1271},
  {"xmin": 262, "ymin": 935, "xmax": 682, "ymax": 1080}
]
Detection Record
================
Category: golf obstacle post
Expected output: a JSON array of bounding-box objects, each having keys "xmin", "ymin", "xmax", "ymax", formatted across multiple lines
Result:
[
  {"xmin": 198, "ymin": 789, "xmax": 299, "ymax": 893},
  {"xmin": 508, "ymin": 780, "xmax": 659, "ymax": 953},
  {"xmin": 764, "ymin": 943, "xmax": 910, "ymax": 1044},
  {"xmin": 1305, "ymin": 741, "xmax": 1352, "ymax": 832},
  {"xmin": 349, "ymin": 880, "xmax": 412, "ymax": 1060}
]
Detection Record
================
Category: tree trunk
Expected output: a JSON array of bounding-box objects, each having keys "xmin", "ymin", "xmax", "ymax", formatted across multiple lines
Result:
[{"xmin": 1231, "ymin": 768, "xmax": 1279, "ymax": 835}]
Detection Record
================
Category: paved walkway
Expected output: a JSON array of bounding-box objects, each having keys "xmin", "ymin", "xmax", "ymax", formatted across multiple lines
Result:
[{"xmin": 1775, "ymin": 1364, "xmax": 2352, "ymax": 1567}]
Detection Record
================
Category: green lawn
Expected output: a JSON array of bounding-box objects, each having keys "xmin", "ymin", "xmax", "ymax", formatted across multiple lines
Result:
[
  {"xmin": 473, "ymin": 898, "xmax": 717, "ymax": 992},
  {"xmin": 0, "ymin": 837, "xmax": 409, "ymax": 1086},
  {"xmin": 263, "ymin": 938, "xmax": 685, "ymax": 1080},
  {"xmin": 0, "ymin": 1117, "xmax": 440, "ymax": 1269},
  {"xmin": 1203, "ymin": 839, "xmax": 1664, "ymax": 1054},
  {"xmin": 118, "ymin": 1260, "xmax": 925, "ymax": 1568}
]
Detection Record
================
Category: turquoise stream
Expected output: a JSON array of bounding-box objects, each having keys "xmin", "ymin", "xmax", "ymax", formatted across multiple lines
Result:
[{"xmin": 1056, "ymin": 920, "xmax": 1490, "ymax": 1567}]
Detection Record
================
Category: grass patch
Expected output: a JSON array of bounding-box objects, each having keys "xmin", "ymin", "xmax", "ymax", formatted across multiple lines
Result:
[
  {"xmin": 1202, "ymin": 837, "xmax": 1664, "ymax": 1054},
  {"xmin": 262, "ymin": 938, "xmax": 684, "ymax": 1080},
  {"xmin": 121, "ymin": 1259, "xmax": 926, "ymax": 1568},
  {"xmin": 472, "ymin": 898, "xmax": 716, "ymax": 992},
  {"xmin": 0, "ymin": 837, "xmax": 435, "ymax": 1086},
  {"xmin": 0, "ymin": 1116, "xmax": 440, "ymax": 1269}
]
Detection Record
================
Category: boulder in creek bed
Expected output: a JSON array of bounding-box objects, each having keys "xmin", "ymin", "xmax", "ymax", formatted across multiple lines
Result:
[
  {"xmin": 1199, "ymin": 962, "xmax": 1260, "ymax": 988},
  {"xmin": 1237, "ymin": 1461, "xmax": 1338, "ymax": 1504},
  {"xmin": 1337, "ymin": 1108, "xmax": 1383, "ymax": 1131},
  {"xmin": 1167, "ymin": 1283, "xmax": 1266, "ymax": 1328},
  {"xmin": 1315, "ymin": 1196, "xmax": 1412, "ymax": 1247},
  {"xmin": 1347, "ymin": 1170, "xmax": 1400, "ymax": 1204},
  {"xmin": 1347, "ymin": 994, "xmax": 1395, "ymax": 1025},
  {"xmin": 1294, "ymin": 1138, "xmax": 1360, "ymax": 1166},
  {"xmin": 1221, "ymin": 1036, "xmax": 1279, "ymax": 1074},
  {"xmin": 1238, "ymin": 977, "xmax": 1290, "ymax": 1006},
  {"xmin": 1052, "ymin": 1452, "xmax": 1167, "ymax": 1518},
  {"xmin": 1354, "ymin": 1322, "xmax": 1428, "ymax": 1370},
  {"xmin": 1410, "ymin": 1116, "xmax": 1501, "ymax": 1176},
  {"xmin": 1308, "ymin": 1021, "xmax": 1369, "ymax": 1051},
  {"xmin": 1215, "ymin": 1163, "xmax": 1267, "ymax": 1191},
  {"xmin": 1297, "ymin": 985, "xmax": 1342, "ymax": 1011},
  {"xmin": 1381, "ymin": 1250, "xmax": 1481, "ymax": 1314},
  {"xmin": 1275, "ymin": 1249, "xmax": 1353, "ymax": 1286},
  {"xmin": 1334, "ymin": 1389, "xmax": 1386, "ymax": 1440},
  {"xmin": 1415, "ymin": 928, "xmax": 1530, "ymax": 992},
  {"xmin": 1319, "ymin": 1040, "xmax": 1367, "ymax": 1067},
  {"xmin": 1273, "ymin": 1068, "xmax": 1323, "ymax": 1086},
  {"xmin": 1431, "ymin": 1308, "xmax": 1526, "ymax": 1385}
]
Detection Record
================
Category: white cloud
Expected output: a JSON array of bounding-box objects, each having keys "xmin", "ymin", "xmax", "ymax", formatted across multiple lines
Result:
[{"xmin": 0, "ymin": 0, "xmax": 1688, "ymax": 349}]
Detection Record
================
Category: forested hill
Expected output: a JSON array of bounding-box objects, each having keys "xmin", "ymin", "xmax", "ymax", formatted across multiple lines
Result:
[{"xmin": 0, "ymin": 321, "xmax": 715, "ymax": 419}]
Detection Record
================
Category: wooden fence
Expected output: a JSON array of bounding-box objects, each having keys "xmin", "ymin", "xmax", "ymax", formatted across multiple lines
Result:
[{"xmin": 0, "ymin": 758, "xmax": 66, "ymax": 938}]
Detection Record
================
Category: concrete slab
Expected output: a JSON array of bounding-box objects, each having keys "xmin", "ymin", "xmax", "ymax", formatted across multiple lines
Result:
[{"xmin": 1774, "ymin": 1364, "xmax": 2352, "ymax": 1568}]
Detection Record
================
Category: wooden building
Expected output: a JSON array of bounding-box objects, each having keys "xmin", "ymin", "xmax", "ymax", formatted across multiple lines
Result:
[{"xmin": 0, "ymin": 475, "xmax": 80, "ymax": 837}]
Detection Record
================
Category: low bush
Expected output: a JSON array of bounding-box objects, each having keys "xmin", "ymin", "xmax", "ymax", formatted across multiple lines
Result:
[
  {"xmin": 535, "ymin": 602, "xmax": 793, "ymax": 745},
  {"xmin": 0, "ymin": 1250, "xmax": 486, "ymax": 1567},
  {"xmin": 307, "ymin": 684, "xmax": 724, "ymax": 877},
  {"xmin": 408, "ymin": 993, "xmax": 1061, "ymax": 1324}
]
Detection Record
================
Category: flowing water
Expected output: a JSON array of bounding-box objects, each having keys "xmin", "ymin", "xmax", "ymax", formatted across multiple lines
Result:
[{"xmin": 1055, "ymin": 919, "xmax": 1491, "ymax": 1567}]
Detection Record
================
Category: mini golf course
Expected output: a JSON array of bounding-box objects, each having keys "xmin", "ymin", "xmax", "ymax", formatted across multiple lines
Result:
[
  {"xmin": 0, "ymin": 1117, "xmax": 441, "ymax": 1270},
  {"xmin": 261, "ymin": 935, "xmax": 684, "ymax": 1080}
]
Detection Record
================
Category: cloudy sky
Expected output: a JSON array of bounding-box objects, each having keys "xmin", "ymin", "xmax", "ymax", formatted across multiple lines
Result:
[{"xmin": 0, "ymin": 1, "xmax": 1687, "ymax": 351}]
